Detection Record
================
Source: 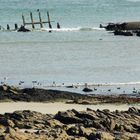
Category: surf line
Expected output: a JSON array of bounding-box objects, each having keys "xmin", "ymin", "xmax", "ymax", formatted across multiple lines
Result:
[{"xmin": 42, "ymin": 81, "xmax": 140, "ymax": 88}]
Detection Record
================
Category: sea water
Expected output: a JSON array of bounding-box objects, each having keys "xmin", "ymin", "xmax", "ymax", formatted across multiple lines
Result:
[{"xmin": 0, "ymin": 0, "xmax": 140, "ymax": 93}]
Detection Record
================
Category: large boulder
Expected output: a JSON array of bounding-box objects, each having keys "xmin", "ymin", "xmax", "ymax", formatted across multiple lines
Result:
[{"xmin": 54, "ymin": 110, "xmax": 83, "ymax": 124}]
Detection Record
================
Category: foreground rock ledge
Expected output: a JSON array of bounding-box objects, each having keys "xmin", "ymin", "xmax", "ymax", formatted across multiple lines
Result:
[{"xmin": 0, "ymin": 107, "xmax": 139, "ymax": 140}]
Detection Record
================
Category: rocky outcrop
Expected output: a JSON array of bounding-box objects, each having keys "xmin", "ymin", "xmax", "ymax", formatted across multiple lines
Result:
[
  {"xmin": 17, "ymin": 26, "xmax": 30, "ymax": 32},
  {"xmin": 82, "ymin": 88, "xmax": 93, "ymax": 92},
  {"xmin": 101, "ymin": 22, "xmax": 140, "ymax": 31},
  {"xmin": 0, "ymin": 85, "xmax": 139, "ymax": 104},
  {"xmin": 0, "ymin": 85, "xmax": 86, "ymax": 102},
  {"xmin": 114, "ymin": 30, "xmax": 133, "ymax": 36},
  {"xmin": 0, "ymin": 108, "xmax": 139, "ymax": 139}
]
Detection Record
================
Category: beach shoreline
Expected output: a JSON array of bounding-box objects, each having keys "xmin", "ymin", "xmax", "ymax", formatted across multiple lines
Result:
[
  {"xmin": 0, "ymin": 106, "xmax": 139, "ymax": 140},
  {"xmin": 0, "ymin": 102, "xmax": 139, "ymax": 114},
  {"xmin": 0, "ymin": 85, "xmax": 139, "ymax": 139}
]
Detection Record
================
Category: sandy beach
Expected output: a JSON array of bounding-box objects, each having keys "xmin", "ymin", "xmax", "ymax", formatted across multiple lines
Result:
[
  {"xmin": 0, "ymin": 86, "xmax": 139, "ymax": 139},
  {"xmin": 0, "ymin": 102, "xmax": 139, "ymax": 114}
]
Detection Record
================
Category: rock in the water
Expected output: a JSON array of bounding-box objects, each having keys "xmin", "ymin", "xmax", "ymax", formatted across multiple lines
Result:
[
  {"xmin": 18, "ymin": 26, "xmax": 30, "ymax": 32},
  {"xmin": 82, "ymin": 88, "xmax": 93, "ymax": 92},
  {"xmin": 114, "ymin": 30, "xmax": 133, "ymax": 36}
]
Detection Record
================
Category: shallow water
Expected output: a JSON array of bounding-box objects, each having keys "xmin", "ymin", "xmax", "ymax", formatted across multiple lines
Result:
[{"xmin": 0, "ymin": 0, "xmax": 140, "ymax": 92}]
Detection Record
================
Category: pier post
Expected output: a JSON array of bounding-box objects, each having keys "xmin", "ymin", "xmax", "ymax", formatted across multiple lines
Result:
[
  {"xmin": 38, "ymin": 11, "xmax": 43, "ymax": 28},
  {"xmin": 57, "ymin": 22, "xmax": 60, "ymax": 29},
  {"xmin": 7, "ymin": 24, "xmax": 10, "ymax": 30},
  {"xmin": 47, "ymin": 11, "xmax": 52, "ymax": 28},
  {"xmin": 15, "ymin": 23, "xmax": 18, "ymax": 30},
  {"xmin": 30, "ymin": 12, "xmax": 35, "ymax": 29},
  {"xmin": 22, "ymin": 14, "xmax": 26, "ymax": 26}
]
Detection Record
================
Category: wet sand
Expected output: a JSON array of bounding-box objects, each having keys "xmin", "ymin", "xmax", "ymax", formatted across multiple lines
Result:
[{"xmin": 0, "ymin": 102, "xmax": 139, "ymax": 114}]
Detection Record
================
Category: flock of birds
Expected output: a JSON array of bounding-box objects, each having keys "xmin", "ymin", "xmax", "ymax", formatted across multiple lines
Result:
[{"xmin": 0, "ymin": 77, "xmax": 139, "ymax": 94}]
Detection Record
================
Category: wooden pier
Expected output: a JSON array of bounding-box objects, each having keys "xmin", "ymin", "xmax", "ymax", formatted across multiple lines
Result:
[
  {"xmin": 0, "ymin": 10, "xmax": 56, "ymax": 32},
  {"xmin": 22, "ymin": 11, "xmax": 54, "ymax": 29}
]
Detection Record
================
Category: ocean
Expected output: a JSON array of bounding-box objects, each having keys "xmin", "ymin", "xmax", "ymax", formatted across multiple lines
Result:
[{"xmin": 0, "ymin": 0, "xmax": 140, "ymax": 93}]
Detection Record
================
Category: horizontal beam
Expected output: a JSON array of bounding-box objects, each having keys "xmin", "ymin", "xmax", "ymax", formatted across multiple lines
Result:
[{"xmin": 25, "ymin": 21, "xmax": 55, "ymax": 25}]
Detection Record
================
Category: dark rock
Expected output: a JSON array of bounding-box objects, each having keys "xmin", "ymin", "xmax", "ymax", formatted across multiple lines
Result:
[
  {"xmin": 88, "ymin": 133, "xmax": 96, "ymax": 140},
  {"xmin": 54, "ymin": 110, "xmax": 83, "ymax": 124},
  {"xmin": 82, "ymin": 88, "xmax": 93, "ymax": 92},
  {"xmin": 128, "ymin": 107, "xmax": 139, "ymax": 114},
  {"xmin": 0, "ymin": 108, "xmax": 139, "ymax": 139},
  {"xmin": 114, "ymin": 30, "xmax": 133, "ymax": 36},
  {"xmin": 136, "ymin": 31, "xmax": 140, "ymax": 37},
  {"xmin": 75, "ymin": 111, "xmax": 99, "ymax": 120},
  {"xmin": 123, "ymin": 125, "xmax": 135, "ymax": 133},
  {"xmin": 84, "ymin": 119, "xmax": 102, "ymax": 129},
  {"xmin": 67, "ymin": 126, "xmax": 80, "ymax": 136},
  {"xmin": 114, "ymin": 124, "xmax": 124, "ymax": 132},
  {"xmin": 104, "ymin": 22, "xmax": 127, "ymax": 31},
  {"xmin": 18, "ymin": 26, "xmax": 30, "ymax": 32}
]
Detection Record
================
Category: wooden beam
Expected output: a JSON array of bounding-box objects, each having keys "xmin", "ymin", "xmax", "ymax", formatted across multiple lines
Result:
[
  {"xmin": 47, "ymin": 11, "xmax": 52, "ymax": 28},
  {"xmin": 22, "ymin": 14, "xmax": 25, "ymax": 26},
  {"xmin": 30, "ymin": 12, "xmax": 35, "ymax": 29},
  {"xmin": 25, "ymin": 21, "xmax": 54, "ymax": 25},
  {"xmin": 38, "ymin": 11, "xmax": 43, "ymax": 28}
]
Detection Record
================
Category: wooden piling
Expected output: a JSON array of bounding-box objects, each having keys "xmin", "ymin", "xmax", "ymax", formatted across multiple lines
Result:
[
  {"xmin": 15, "ymin": 23, "xmax": 18, "ymax": 30},
  {"xmin": 21, "ymin": 11, "xmax": 55, "ymax": 30},
  {"xmin": 22, "ymin": 14, "xmax": 25, "ymax": 26},
  {"xmin": 30, "ymin": 12, "xmax": 35, "ymax": 29},
  {"xmin": 47, "ymin": 11, "xmax": 52, "ymax": 28},
  {"xmin": 7, "ymin": 24, "xmax": 10, "ymax": 30},
  {"xmin": 38, "ymin": 12, "xmax": 43, "ymax": 28}
]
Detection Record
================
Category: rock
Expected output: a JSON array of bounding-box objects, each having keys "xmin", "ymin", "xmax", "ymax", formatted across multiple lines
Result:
[
  {"xmin": 135, "ymin": 31, "xmax": 140, "ymax": 37},
  {"xmin": 54, "ymin": 110, "xmax": 83, "ymax": 124},
  {"xmin": 110, "ymin": 119, "xmax": 116, "ymax": 131},
  {"xmin": 123, "ymin": 125, "xmax": 135, "ymax": 133},
  {"xmin": 96, "ymin": 131, "xmax": 114, "ymax": 140},
  {"xmin": 77, "ymin": 100, "xmax": 93, "ymax": 105},
  {"xmin": 128, "ymin": 107, "xmax": 139, "ymax": 114},
  {"xmin": 82, "ymin": 88, "xmax": 93, "ymax": 92},
  {"xmin": 84, "ymin": 119, "xmax": 102, "ymax": 129},
  {"xmin": 75, "ymin": 111, "xmax": 99, "ymax": 120},
  {"xmin": 80, "ymin": 127, "xmax": 96, "ymax": 138},
  {"xmin": 9, "ymin": 89, "xmax": 18, "ymax": 94},
  {"xmin": 7, "ymin": 120, "xmax": 15, "ymax": 128},
  {"xmin": 45, "ymin": 119, "xmax": 63, "ymax": 128},
  {"xmin": 88, "ymin": 133, "xmax": 96, "ymax": 140},
  {"xmin": 114, "ymin": 124, "xmax": 124, "ymax": 132},
  {"xmin": 0, "ymin": 117, "xmax": 9, "ymax": 126},
  {"xmin": 67, "ymin": 125, "xmax": 95, "ymax": 139},
  {"xmin": 86, "ymin": 108, "xmax": 93, "ymax": 111},
  {"xmin": 114, "ymin": 30, "xmax": 133, "ymax": 36},
  {"xmin": 0, "ymin": 108, "xmax": 139, "ymax": 139},
  {"xmin": 67, "ymin": 126, "xmax": 81, "ymax": 136},
  {"xmin": 2, "ymin": 85, "xmax": 10, "ymax": 92},
  {"xmin": 0, "ymin": 125, "xmax": 6, "ymax": 133},
  {"xmin": 18, "ymin": 25, "xmax": 30, "ymax": 32},
  {"xmin": 5, "ymin": 126, "xmax": 15, "ymax": 134}
]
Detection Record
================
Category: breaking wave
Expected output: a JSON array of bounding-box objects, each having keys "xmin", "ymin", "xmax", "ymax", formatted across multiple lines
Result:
[
  {"xmin": 43, "ymin": 81, "xmax": 140, "ymax": 88},
  {"xmin": 40, "ymin": 27, "xmax": 105, "ymax": 32}
]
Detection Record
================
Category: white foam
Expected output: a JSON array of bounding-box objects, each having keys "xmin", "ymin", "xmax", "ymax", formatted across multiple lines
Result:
[
  {"xmin": 43, "ymin": 81, "xmax": 140, "ymax": 88},
  {"xmin": 40, "ymin": 27, "xmax": 105, "ymax": 32}
]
